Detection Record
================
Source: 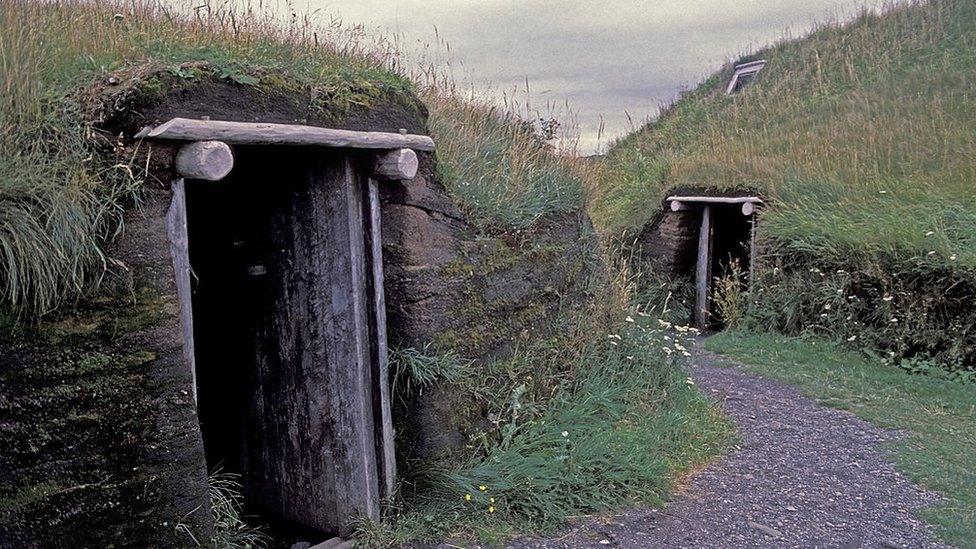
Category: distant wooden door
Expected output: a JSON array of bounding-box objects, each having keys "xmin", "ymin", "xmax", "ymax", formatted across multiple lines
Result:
[{"xmin": 242, "ymin": 150, "xmax": 382, "ymax": 535}]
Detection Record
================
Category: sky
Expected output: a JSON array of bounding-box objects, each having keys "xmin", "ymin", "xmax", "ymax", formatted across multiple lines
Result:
[{"xmin": 298, "ymin": 0, "xmax": 885, "ymax": 153}]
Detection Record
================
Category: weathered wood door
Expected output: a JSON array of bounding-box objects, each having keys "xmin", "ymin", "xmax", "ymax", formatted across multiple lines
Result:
[{"xmin": 240, "ymin": 149, "xmax": 383, "ymax": 535}]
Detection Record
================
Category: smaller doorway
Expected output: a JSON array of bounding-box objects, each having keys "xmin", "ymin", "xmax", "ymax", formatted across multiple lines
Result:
[{"xmin": 669, "ymin": 196, "xmax": 759, "ymax": 330}]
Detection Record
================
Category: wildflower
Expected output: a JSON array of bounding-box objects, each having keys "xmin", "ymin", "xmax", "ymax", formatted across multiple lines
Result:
[
  {"xmin": 625, "ymin": 316, "xmax": 635, "ymax": 323},
  {"xmin": 882, "ymin": 295, "xmax": 893, "ymax": 302},
  {"xmin": 879, "ymin": 190, "xmax": 888, "ymax": 194},
  {"xmin": 609, "ymin": 340, "xmax": 618, "ymax": 346},
  {"xmin": 950, "ymin": 254, "xmax": 957, "ymax": 260},
  {"xmin": 608, "ymin": 334, "xmax": 622, "ymax": 340},
  {"xmin": 836, "ymin": 269, "xmax": 846, "ymax": 274},
  {"xmin": 464, "ymin": 494, "xmax": 472, "ymax": 501},
  {"xmin": 847, "ymin": 335, "xmax": 857, "ymax": 341},
  {"xmin": 682, "ymin": 351, "xmax": 691, "ymax": 357},
  {"xmin": 925, "ymin": 231, "xmax": 935, "ymax": 237},
  {"xmin": 823, "ymin": 304, "xmax": 831, "ymax": 310},
  {"xmin": 675, "ymin": 343, "xmax": 687, "ymax": 351},
  {"xmin": 626, "ymin": 355, "xmax": 634, "ymax": 360},
  {"xmin": 488, "ymin": 506, "xmax": 495, "ymax": 513},
  {"xmin": 685, "ymin": 377, "xmax": 695, "ymax": 386},
  {"xmin": 891, "ymin": 318, "xmax": 899, "ymax": 323},
  {"xmin": 479, "ymin": 485, "xmax": 487, "ymax": 492},
  {"xmin": 820, "ymin": 313, "xmax": 828, "ymax": 318},
  {"xmin": 490, "ymin": 497, "xmax": 496, "ymax": 504},
  {"xmin": 662, "ymin": 347, "xmax": 673, "ymax": 355},
  {"xmin": 561, "ymin": 431, "xmax": 569, "ymax": 437},
  {"xmin": 927, "ymin": 250, "xmax": 936, "ymax": 256},
  {"xmin": 658, "ymin": 319, "xmax": 672, "ymax": 328}
]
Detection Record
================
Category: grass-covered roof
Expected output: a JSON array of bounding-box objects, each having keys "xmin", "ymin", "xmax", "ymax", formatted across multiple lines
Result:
[
  {"xmin": 594, "ymin": 0, "xmax": 976, "ymax": 272},
  {"xmin": 0, "ymin": 0, "xmax": 587, "ymax": 316}
]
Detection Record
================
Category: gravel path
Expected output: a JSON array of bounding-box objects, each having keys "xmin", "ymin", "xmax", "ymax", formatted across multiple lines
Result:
[{"xmin": 505, "ymin": 340, "xmax": 945, "ymax": 549}]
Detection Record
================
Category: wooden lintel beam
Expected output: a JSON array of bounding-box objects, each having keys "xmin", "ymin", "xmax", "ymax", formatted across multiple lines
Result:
[{"xmin": 136, "ymin": 117, "xmax": 435, "ymax": 151}]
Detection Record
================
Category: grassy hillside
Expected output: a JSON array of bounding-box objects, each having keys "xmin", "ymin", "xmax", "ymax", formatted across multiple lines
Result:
[{"xmin": 596, "ymin": 0, "xmax": 976, "ymax": 370}]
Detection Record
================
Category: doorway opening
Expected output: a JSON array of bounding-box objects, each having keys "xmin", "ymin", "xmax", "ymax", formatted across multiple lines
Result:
[
  {"xmin": 184, "ymin": 145, "xmax": 386, "ymax": 537},
  {"xmin": 668, "ymin": 196, "xmax": 759, "ymax": 330}
]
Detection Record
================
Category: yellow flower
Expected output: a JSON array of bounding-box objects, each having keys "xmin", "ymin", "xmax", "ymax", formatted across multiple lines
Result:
[
  {"xmin": 464, "ymin": 493, "xmax": 472, "ymax": 501},
  {"xmin": 489, "ymin": 497, "xmax": 496, "ymax": 504},
  {"xmin": 488, "ymin": 505, "xmax": 495, "ymax": 513},
  {"xmin": 478, "ymin": 484, "xmax": 487, "ymax": 492}
]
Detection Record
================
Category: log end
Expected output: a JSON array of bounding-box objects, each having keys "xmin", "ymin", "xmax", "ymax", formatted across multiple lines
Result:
[
  {"xmin": 175, "ymin": 141, "xmax": 234, "ymax": 181},
  {"xmin": 373, "ymin": 148, "xmax": 419, "ymax": 181}
]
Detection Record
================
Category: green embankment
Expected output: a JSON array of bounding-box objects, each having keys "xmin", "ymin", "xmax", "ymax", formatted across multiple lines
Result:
[
  {"xmin": 595, "ymin": 0, "xmax": 976, "ymax": 371},
  {"xmin": 706, "ymin": 331, "xmax": 976, "ymax": 548}
]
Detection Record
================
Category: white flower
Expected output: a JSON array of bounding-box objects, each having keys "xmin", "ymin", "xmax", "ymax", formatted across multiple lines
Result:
[
  {"xmin": 925, "ymin": 231, "xmax": 935, "ymax": 237},
  {"xmin": 658, "ymin": 319, "xmax": 672, "ymax": 328},
  {"xmin": 609, "ymin": 340, "xmax": 618, "ymax": 346},
  {"xmin": 685, "ymin": 377, "xmax": 695, "ymax": 386},
  {"xmin": 890, "ymin": 318, "xmax": 899, "ymax": 323},
  {"xmin": 927, "ymin": 250, "xmax": 936, "ymax": 256},
  {"xmin": 883, "ymin": 295, "xmax": 893, "ymax": 302},
  {"xmin": 823, "ymin": 304, "xmax": 831, "ymax": 310},
  {"xmin": 950, "ymin": 254, "xmax": 957, "ymax": 260},
  {"xmin": 561, "ymin": 430, "xmax": 569, "ymax": 437},
  {"xmin": 820, "ymin": 313, "xmax": 828, "ymax": 318},
  {"xmin": 682, "ymin": 351, "xmax": 692, "ymax": 357},
  {"xmin": 847, "ymin": 335, "xmax": 857, "ymax": 341},
  {"xmin": 626, "ymin": 356, "xmax": 634, "ymax": 361},
  {"xmin": 608, "ymin": 334, "xmax": 622, "ymax": 340},
  {"xmin": 662, "ymin": 347, "xmax": 673, "ymax": 355},
  {"xmin": 625, "ymin": 316, "xmax": 635, "ymax": 323},
  {"xmin": 879, "ymin": 190, "xmax": 888, "ymax": 194}
]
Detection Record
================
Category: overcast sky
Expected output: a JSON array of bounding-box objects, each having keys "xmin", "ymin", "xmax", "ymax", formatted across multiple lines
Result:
[{"xmin": 298, "ymin": 0, "xmax": 885, "ymax": 153}]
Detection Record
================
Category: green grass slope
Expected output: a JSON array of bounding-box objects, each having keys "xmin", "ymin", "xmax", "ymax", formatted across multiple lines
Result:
[{"xmin": 596, "ymin": 0, "xmax": 976, "ymax": 370}]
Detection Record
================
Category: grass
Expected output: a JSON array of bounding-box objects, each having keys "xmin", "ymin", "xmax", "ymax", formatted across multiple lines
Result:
[
  {"xmin": 706, "ymin": 330, "xmax": 976, "ymax": 548},
  {"xmin": 593, "ymin": 0, "xmax": 976, "ymax": 371},
  {"xmin": 424, "ymin": 92, "xmax": 588, "ymax": 232},
  {"xmin": 360, "ymin": 307, "xmax": 732, "ymax": 546}
]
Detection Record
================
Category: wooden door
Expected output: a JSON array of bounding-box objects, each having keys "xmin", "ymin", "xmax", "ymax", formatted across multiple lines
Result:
[{"xmin": 242, "ymin": 149, "xmax": 380, "ymax": 535}]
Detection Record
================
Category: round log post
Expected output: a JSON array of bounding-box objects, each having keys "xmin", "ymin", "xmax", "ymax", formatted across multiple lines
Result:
[
  {"xmin": 175, "ymin": 141, "xmax": 234, "ymax": 181},
  {"xmin": 372, "ymin": 148, "xmax": 418, "ymax": 181},
  {"xmin": 741, "ymin": 201, "xmax": 755, "ymax": 216}
]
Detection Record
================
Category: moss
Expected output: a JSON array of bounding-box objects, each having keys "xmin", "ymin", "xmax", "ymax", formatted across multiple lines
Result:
[{"xmin": 0, "ymin": 483, "xmax": 61, "ymax": 513}]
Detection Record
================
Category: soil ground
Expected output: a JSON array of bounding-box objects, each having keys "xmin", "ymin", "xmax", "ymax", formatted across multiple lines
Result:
[{"xmin": 502, "ymin": 339, "xmax": 945, "ymax": 548}]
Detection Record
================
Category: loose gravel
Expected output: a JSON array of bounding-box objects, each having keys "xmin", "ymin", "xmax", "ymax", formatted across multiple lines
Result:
[{"xmin": 502, "ymin": 340, "xmax": 946, "ymax": 549}]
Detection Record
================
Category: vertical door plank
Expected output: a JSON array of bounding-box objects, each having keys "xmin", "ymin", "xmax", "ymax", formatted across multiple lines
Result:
[
  {"xmin": 245, "ymin": 151, "xmax": 379, "ymax": 536},
  {"xmin": 165, "ymin": 178, "xmax": 197, "ymax": 403},
  {"xmin": 365, "ymin": 177, "xmax": 396, "ymax": 502},
  {"xmin": 695, "ymin": 205, "xmax": 713, "ymax": 330}
]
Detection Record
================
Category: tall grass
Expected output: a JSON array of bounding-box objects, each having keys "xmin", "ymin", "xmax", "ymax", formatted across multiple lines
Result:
[
  {"xmin": 361, "ymin": 301, "xmax": 731, "ymax": 545},
  {"xmin": 424, "ymin": 91, "xmax": 588, "ymax": 231}
]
